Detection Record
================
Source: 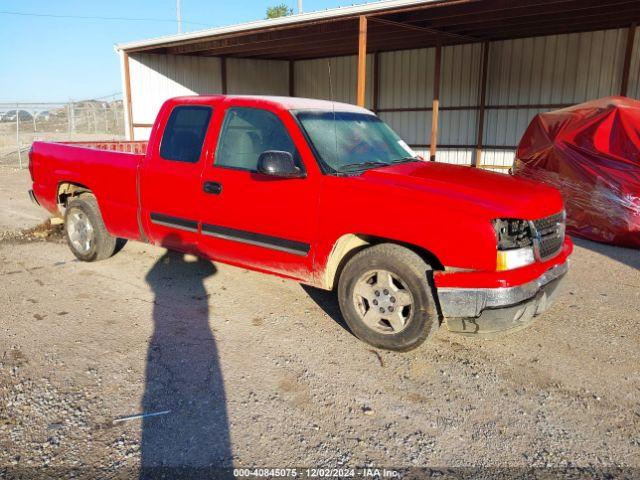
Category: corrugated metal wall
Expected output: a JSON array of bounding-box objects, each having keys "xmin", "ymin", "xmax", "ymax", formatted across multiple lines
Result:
[
  {"xmin": 129, "ymin": 53, "xmax": 223, "ymax": 139},
  {"xmin": 227, "ymin": 58, "xmax": 289, "ymax": 95},
  {"xmin": 292, "ymin": 47, "xmax": 479, "ymax": 164},
  {"xmin": 377, "ymin": 47, "xmax": 434, "ymax": 161},
  {"xmin": 128, "ymin": 54, "xmax": 289, "ymax": 139},
  {"xmin": 437, "ymin": 43, "xmax": 483, "ymax": 165},
  {"xmin": 294, "ymin": 44, "xmax": 483, "ymax": 165},
  {"xmin": 127, "ymin": 26, "xmax": 639, "ymax": 169},
  {"xmin": 294, "ymin": 54, "xmax": 374, "ymax": 107}
]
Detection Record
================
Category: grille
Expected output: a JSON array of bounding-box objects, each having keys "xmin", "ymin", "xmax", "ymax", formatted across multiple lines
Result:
[{"xmin": 532, "ymin": 212, "xmax": 565, "ymax": 261}]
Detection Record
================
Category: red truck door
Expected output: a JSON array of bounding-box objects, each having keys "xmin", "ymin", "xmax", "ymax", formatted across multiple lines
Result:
[
  {"xmin": 140, "ymin": 103, "xmax": 214, "ymax": 251},
  {"xmin": 198, "ymin": 104, "xmax": 319, "ymax": 281}
]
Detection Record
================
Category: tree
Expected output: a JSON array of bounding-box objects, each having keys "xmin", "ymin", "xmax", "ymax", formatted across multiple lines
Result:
[{"xmin": 266, "ymin": 4, "xmax": 293, "ymax": 19}]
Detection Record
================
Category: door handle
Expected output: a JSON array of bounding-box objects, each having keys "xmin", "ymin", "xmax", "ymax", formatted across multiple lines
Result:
[{"xmin": 203, "ymin": 181, "xmax": 222, "ymax": 195}]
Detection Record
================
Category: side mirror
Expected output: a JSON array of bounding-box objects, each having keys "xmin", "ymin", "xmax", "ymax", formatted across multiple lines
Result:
[{"xmin": 257, "ymin": 151, "xmax": 304, "ymax": 178}]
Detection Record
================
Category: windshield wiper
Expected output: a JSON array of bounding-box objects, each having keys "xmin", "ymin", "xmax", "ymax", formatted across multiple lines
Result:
[
  {"xmin": 390, "ymin": 156, "xmax": 419, "ymax": 164},
  {"xmin": 338, "ymin": 161, "xmax": 390, "ymax": 172}
]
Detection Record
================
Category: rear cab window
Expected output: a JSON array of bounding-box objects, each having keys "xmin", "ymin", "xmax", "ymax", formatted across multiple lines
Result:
[{"xmin": 160, "ymin": 105, "xmax": 212, "ymax": 163}]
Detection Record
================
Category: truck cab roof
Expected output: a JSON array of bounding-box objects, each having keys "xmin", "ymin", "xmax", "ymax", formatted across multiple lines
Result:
[{"xmin": 167, "ymin": 95, "xmax": 372, "ymax": 114}]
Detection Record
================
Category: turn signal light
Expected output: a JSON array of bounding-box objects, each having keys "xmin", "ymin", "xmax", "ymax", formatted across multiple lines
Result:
[{"xmin": 496, "ymin": 247, "xmax": 535, "ymax": 271}]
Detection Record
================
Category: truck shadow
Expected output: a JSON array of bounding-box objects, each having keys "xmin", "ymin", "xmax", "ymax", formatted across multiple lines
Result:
[
  {"xmin": 141, "ymin": 241, "xmax": 233, "ymax": 479},
  {"xmin": 571, "ymin": 236, "xmax": 639, "ymax": 271},
  {"xmin": 300, "ymin": 284, "xmax": 352, "ymax": 335}
]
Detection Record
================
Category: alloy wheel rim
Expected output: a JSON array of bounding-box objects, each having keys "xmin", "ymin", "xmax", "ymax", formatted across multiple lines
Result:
[
  {"xmin": 352, "ymin": 269, "xmax": 414, "ymax": 335},
  {"xmin": 67, "ymin": 210, "xmax": 94, "ymax": 255}
]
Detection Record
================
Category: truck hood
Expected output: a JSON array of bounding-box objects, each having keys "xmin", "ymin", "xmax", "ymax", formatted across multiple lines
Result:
[{"xmin": 361, "ymin": 161, "xmax": 563, "ymax": 219}]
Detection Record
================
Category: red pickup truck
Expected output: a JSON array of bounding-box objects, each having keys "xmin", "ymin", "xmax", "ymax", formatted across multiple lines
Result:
[{"xmin": 29, "ymin": 95, "xmax": 572, "ymax": 351}]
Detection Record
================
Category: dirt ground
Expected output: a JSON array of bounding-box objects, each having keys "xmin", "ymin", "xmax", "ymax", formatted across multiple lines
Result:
[{"xmin": 0, "ymin": 167, "xmax": 639, "ymax": 478}]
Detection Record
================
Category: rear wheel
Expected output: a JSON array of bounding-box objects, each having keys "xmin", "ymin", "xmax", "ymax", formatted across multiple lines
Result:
[
  {"xmin": 337, "ymin": 243, "xmax": 438, "ymax": 351},
  {"xmin": 64, "ymin": 195, "xmax": 118, "ymax": 262}
]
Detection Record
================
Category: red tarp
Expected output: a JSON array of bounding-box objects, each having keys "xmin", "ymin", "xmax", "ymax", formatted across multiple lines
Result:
[{"xmin": 513, "ymin": 96, "xmax": 640, "ymax": 248}]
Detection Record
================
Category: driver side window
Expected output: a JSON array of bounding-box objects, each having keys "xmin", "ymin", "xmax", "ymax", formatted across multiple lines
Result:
[{"xmin": 215, "ymin": 107, "xmax": 300, "ymax": 171}]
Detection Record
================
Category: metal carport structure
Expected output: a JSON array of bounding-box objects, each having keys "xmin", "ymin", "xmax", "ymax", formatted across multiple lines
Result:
[{"xmin": 116, "ymin": 0, "xmax": 640, "ymax": 170}]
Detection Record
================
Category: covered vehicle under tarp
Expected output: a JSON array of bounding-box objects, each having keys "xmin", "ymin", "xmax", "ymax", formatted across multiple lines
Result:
[{"xmin": 513, "ymin": 96, "xmax": 640, "ymax": 248}]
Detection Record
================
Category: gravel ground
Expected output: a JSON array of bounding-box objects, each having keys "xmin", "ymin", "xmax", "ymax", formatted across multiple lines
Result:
[{"xmin": 0, "ymin": 168, "xmax": 639, "ymax": 479}]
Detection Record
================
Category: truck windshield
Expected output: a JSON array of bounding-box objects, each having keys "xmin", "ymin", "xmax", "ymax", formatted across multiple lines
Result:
[{"xmin": 295, "ymin": 110, "xmax": 419, "ymax": 174}]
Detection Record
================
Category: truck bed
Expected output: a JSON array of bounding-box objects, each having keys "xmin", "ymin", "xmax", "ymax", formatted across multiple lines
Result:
[
  {"xmin": 59, "ymin": 140, "xmax": 148, "ymax": 155},
  {"xmin": 29, "ymin": 140, "xmax": 145, "ymax": 240}
]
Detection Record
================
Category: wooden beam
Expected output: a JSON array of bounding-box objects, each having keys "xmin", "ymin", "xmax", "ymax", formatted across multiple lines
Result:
[
  {"xmin": 220, "ymin": 56, "xmax": 228, "ymax": 94},
  {"xmin": 122, "ymin": 52, "xmax": 134, "ymax": 141},
  {"xmin": 289, "ymin": 60, "xmax": 295, "ymax": 96},
  {"xmin": 474, "ymin": 41, "xmax": 490, "ymax": 168},
  {"xmin": 621, "ymin": 22, "xmax": 637, "ymax": 96},
  {"xmin": 357, "ymin": 16, "xmax": 368, "ymax": 107},
  {"xmin": 372, "ymin": 51, "xmax": 380, "ymax": 112},
  {"xmin": 429, "ymin": 43, "xmax": 441, "ymax": 161}
]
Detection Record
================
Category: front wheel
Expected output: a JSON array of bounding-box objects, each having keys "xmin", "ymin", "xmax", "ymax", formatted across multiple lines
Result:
[
  {"xmin": 64, "ymin": 195, "xmax": 119, "ymax": 262},
  {"xmin": 337, "ymin": 243, "xmax": 439, "ymax": 351}
]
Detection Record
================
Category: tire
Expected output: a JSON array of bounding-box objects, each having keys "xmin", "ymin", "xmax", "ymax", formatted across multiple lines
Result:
[
  {"xmin": 337, "ymin": 243, "xmax": 439, "ymax": 351},
  {"xmin": 64, "ymin": 194, "xmax": 118, "ymax": 262}
]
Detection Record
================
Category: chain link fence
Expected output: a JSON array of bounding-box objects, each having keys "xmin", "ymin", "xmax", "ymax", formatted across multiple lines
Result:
[{"xmin": 0, "ymin": 93, "xmax": 126, "ymax": 168}]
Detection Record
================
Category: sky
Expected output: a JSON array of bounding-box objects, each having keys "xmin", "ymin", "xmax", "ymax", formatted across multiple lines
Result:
[{"xmin": 0, "ymin": 0, "xmax": 379, "ymax": 103}]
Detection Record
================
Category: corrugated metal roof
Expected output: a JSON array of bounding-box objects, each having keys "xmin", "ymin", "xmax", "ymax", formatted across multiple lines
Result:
[{"xmin": 115, "ymin": 0, "xmax": 438, "ymax": 52}]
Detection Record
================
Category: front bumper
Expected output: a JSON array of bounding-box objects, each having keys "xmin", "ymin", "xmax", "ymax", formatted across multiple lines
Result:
[{"xmin": 438, "ymin": 260, "xmax": 568, "ymax": 336}]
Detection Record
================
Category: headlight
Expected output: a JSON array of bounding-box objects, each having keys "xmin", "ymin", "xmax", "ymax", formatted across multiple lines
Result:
[
  {"xmin": 493, "ymin": 218, "xmax": 533, "ymax": 249},
  {"xmin": 496, "ymin": 247, "xmax": 535, "ymax": 271},
  {"xmin": 493, "ymin": 218, "xmax": 535, "ymax": 270}
]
